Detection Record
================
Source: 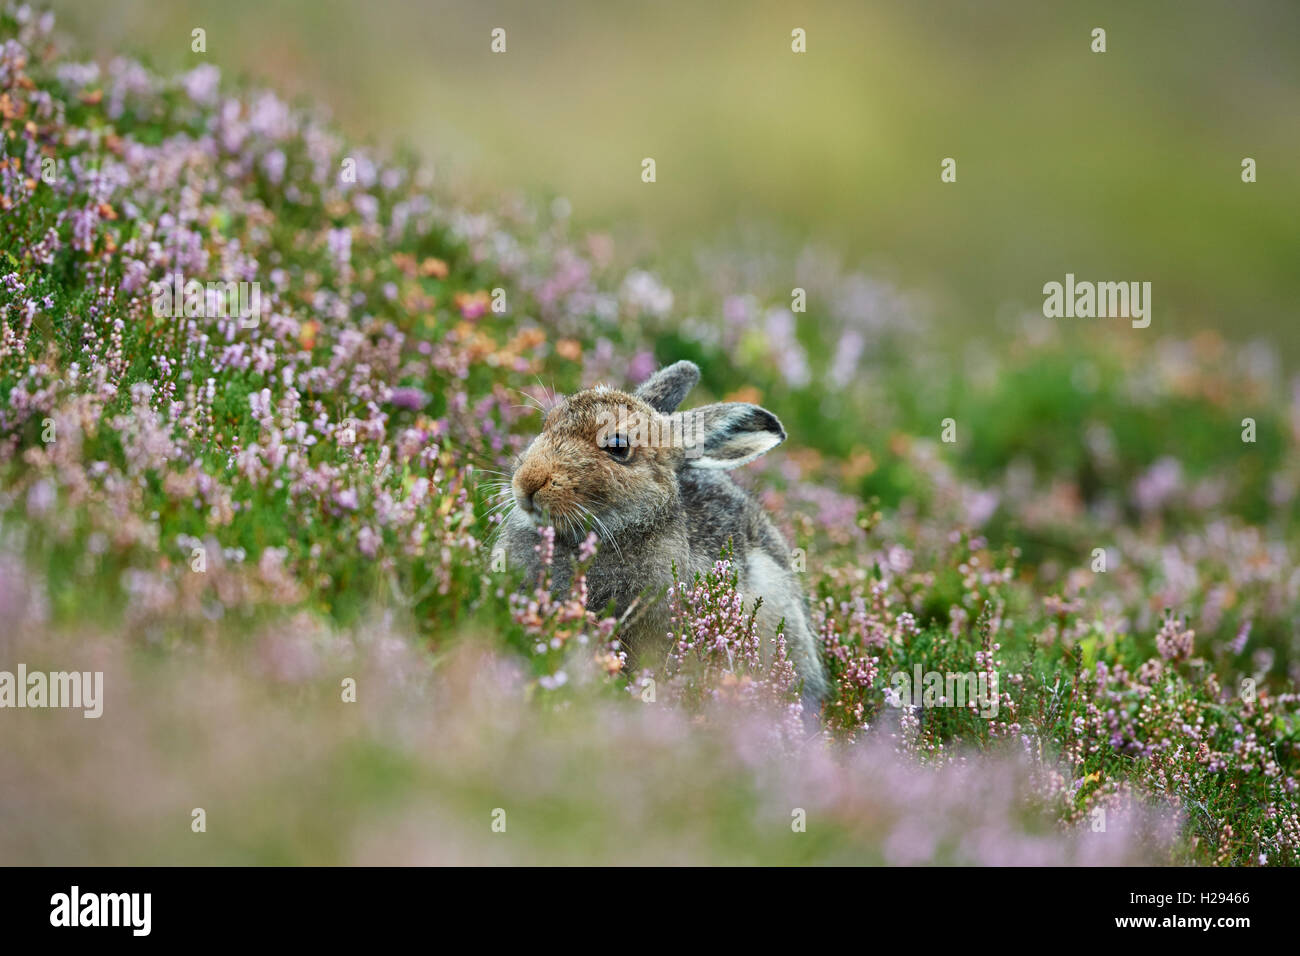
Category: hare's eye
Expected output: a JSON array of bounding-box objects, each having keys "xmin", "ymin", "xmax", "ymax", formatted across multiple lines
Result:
[{"xmin": 601, "ymin": 433, "xmax": 633, "ymax": 463}]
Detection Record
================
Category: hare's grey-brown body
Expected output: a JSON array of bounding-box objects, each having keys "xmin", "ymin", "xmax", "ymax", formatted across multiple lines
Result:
[{"xmin": 500, "ymin": 361, "xmax": 827, "ymax": 702}]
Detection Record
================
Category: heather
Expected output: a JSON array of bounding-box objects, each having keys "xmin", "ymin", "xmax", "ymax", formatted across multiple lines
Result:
[{"xmin": 0, "ymin": 7, "xmax": 1297, "ymax": 865}]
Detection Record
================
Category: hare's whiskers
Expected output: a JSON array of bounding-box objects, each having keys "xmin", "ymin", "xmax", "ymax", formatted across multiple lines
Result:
[
  {"xmin": 575, "ymin": 502, "xmax": 623, "ymax": 561},
  {"xmin": 531, "ymin": 375, "xmax": 562, "ymax": 413},
  {"xmin": 481, "ymin": 497, "xmax": 520, "ymax": 523},
  {"xmin": 508, "ymin": 387, "xmax": 546, "ymax": 414},
  {"xmin": 477, "ymin": 483, "xmax": 514, "ymax": 502},
  {"xmin": 482, "ymin": 497, "xmax": 513, "ymax": 513}
]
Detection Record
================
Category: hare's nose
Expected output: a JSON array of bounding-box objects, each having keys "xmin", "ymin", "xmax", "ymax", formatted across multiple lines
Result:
[{"xmin": 516, "ymin": 472, "xmax": 549, "ymax": 512}]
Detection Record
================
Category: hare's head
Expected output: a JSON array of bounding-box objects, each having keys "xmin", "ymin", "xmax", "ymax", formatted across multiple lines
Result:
[{"xmin": 510, "ymin": 361, "xmax": 787, "ymax": 540}]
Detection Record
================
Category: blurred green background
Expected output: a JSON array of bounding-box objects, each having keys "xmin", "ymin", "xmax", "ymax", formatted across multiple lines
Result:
[{"xmin": 50, "ymin": 0, "xmax": 1300, "ymax": 355}]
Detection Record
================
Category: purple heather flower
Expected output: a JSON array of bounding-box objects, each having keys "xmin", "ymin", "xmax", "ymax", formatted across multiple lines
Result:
[
  {"xmin": 388, "ymin": 387, "xmax": 428, "ymax": 411},
  {"xmin": 181, "ymin": 63, "xmax": 221, "ymax": 106}
]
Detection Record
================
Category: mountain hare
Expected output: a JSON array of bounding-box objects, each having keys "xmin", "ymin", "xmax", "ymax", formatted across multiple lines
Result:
[{"xmin": 500, "ymin": 360, "xmax": 828, "ymax": 703}]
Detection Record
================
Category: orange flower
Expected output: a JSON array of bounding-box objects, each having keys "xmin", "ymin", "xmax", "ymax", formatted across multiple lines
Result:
[
  {"xmin": 843, "ymin": 448, "xmax": 877, "ymax": 481},
  {"xmin": 391, "ymin": 252, "xmax": 418, "ymax": 278},
  {"xmin": 299, "ymin": 320, "xmax": 319, "ymax": 350},
  {"xmin": 724, "ymin": 385, "xmax": 762, "ymax": 404},
  {"xmin": 419, "ymin": 257, "xmax": 449, "ymax": 279}
]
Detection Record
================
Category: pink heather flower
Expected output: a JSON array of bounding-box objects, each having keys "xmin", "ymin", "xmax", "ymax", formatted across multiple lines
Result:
[
  {"xmin": 181, "ymin": 63, "xmax": 221, "ymax": 106},
  {"xmin": 722, "ymin": 294, "xmax": 754, "ymax": 330},
  {"xmin": 248, "ymin": 90, "xmax": 294, "ymax": 140},
  {"xmin": 1154, "ymin": 612, "xmax": 1194, "ymax": 662},
  {"xmin": 25, "ymin": 478, "xmax": 55, "ymax": 516},
  {"xmin": 962, "ymin": 488, "xmax": 1001, "ymax": 528},
  {"xmin": 262, "ymin": 149, "xmax": 287, "ymax": 185},
  {"xmin": 627, "ymin": 350, "xmax": 656, "ymax": 385},
  {"xmin": 327, "ymin": 227, "xmax": 352, "ymax": 270},
  {"xmin": 1133, "ymin": 457, "xmax": 1184, "ymax": 514},
  {"xmin": 619, "ymin": 270, "xmax": 673, "ymax": 318},
  {"xmin": 764, "ymin": 307, "xmax": 810, "ymax": 387},
  {"xmin": 830, "ymin": 329, "xmax": 865, "ymax": 387},
  {"xmin": 1228, "ymin": 620, "xmax": 1251, "ymax": 655},
  {"xmin": 119, "ymin": 259, "xmax": 149, "ymax": 294},
  {"xmin": 358, "ymin": 526, "xmax": 379, "ymax": 559},
  {"xmin": 56, "ymin": 61, "xmax": 99, "ymax": 91},
  {"xmin": 895, "ymin": 611, "xmax": 919, "ymax": 642}
]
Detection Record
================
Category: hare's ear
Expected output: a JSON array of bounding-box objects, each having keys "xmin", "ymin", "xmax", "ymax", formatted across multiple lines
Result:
[
  {"xmin": 634, "ymin": 360, "xmax": 700, "ymax": 413},
  {"xmin": 679, "ymin": 402, "xmax": 786, "ymax": 469}
]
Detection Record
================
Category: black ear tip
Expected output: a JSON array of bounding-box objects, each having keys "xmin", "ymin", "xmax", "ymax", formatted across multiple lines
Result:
[
  {"xmin": 747, "ymin": 405, "xmax": 785, "ymax": 440},
  {"xmin": 769, "ymin": 414, "xmax": 788, "ymax": 442}
]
